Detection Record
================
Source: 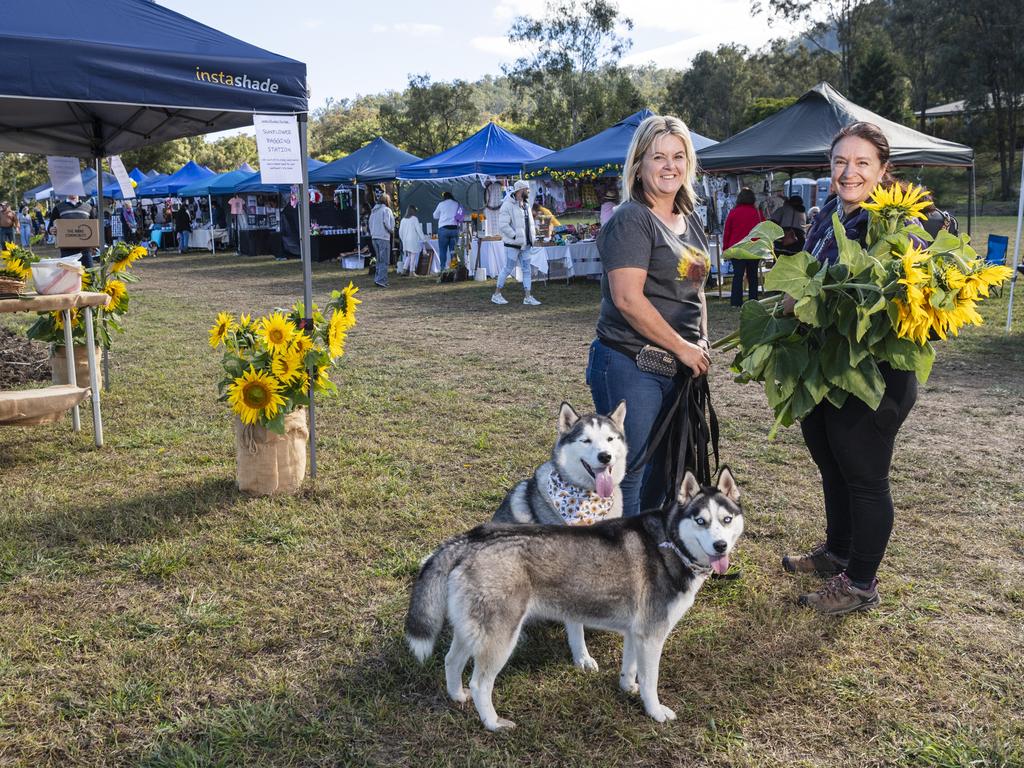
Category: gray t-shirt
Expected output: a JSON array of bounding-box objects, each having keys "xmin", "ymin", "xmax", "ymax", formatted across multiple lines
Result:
[{"xmin": 596, "ymin": 200, "xmax": 708, "ymax": 356}]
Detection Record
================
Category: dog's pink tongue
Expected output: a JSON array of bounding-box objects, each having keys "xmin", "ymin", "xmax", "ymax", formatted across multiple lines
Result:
[
  {"xmin": 709, "ymin": 555, "xmax": 730, "ymax": 575},
  {"xmin": 595, "ymin": 467, "xmax": 615, "ymax": 498}
]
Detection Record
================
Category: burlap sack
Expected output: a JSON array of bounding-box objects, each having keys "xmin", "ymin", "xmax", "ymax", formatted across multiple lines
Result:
[
  {"xmin": 233, "ymin": 407, "xmax": 309, "ymax": 496},
  {"xmin": 50, "ymin": 345, "xmax": 103, "ymax": 389},
  {"xmin": 0, "ymin": 385, "xmax": 89, "ymax": 425}
]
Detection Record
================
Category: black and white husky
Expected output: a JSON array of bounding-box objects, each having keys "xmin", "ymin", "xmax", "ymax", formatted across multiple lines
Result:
[
  {"xmin": 405, "ymin": 469, "xmax": 744, "ymax": 731},
  {"xmin": 493, "ymin": 401, "xmax": 628, "ymax": 526}
]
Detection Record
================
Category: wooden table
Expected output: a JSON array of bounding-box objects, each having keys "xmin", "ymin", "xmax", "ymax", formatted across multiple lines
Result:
[{"xmin": 0, "ymin": 291, "xmax": 110, "ymax": 446}]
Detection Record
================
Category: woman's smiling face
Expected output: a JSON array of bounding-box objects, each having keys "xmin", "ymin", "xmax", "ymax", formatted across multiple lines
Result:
[
  {"xmin": 639, "ymin": 133, "xmax": 687, "ymax": 204},
  {"xmin": 830, "ymin": 135, "xmax": 886, "ymax": 212}
]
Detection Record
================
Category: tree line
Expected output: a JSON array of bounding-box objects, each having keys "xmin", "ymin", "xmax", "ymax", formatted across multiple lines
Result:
[{"xmin": 1, "ymin": 0, "xmax": 1020, "ymax": 202}]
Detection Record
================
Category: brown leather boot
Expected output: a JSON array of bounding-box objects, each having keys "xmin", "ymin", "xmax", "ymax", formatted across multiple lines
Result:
[{"xmin": 782, "ymin": 541, "xmax": 848, "ymax": 577}]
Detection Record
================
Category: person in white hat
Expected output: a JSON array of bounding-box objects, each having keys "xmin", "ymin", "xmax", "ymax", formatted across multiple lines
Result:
[{"xmin": 492, "ymin": 180, "xmax": 541, "ymax": 306}]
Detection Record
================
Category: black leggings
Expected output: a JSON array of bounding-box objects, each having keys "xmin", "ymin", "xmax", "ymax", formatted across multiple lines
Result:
[{"xmin": 799, "ymin": 364, "xmax": 917, "ymax": 583}]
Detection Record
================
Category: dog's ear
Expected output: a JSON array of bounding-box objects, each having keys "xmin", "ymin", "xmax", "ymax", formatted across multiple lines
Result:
[
  {"xmin": 608, "ymin": 400, "xmax": 627, "ymax": 431},
  {"xmin": 558, "ymin": 402, "xmax": 580, "ymax": 434},
  {"xmin": 678, "ymin": 471, "xmax": 701, "ymax": 503},
  {"xmin": 717, "ymin": 466, "xmax": 740, "ymax": 503}
]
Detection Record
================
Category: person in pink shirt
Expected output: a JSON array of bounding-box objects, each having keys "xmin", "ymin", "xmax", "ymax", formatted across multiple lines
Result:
[
  {"xmin": 227, "ymin": 194, "xmax": 246, "ymax": 253},
  {"xmin": 722, "ymin": 187, "xmax": 765, "ymax": 306}
]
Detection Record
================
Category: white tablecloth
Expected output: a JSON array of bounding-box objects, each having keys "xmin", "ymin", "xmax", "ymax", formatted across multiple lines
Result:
[{"xmin": 191, "ymin": 227, "xmax": 228, "ymax": 251}]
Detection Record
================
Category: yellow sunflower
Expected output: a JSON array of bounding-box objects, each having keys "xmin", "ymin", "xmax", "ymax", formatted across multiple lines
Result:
[
  {"xmin": 239, "ymin": 313, "xmax": 253, "ymax": 329},
  {"xmin": 104, "ymin": 279, "xmax": 128, "ymax": 311},
  {"xmin": 209, "ymin": 311, "xmax": 238, "ymax": 348},
  {"xmin": 860, "ymin": 183, "xmax": 929, "ymax": 222},
  {"xmin": 299, "ymin": 364, "xmax": 331, "ymax": 394},
  {"xmin": 2, "ymin": 257, "xmax": 31, "ymax": 280},
  {"xmin": 111, "ymin": 245, "xmax": 145, "ymax": 273},
  {"xmin": 898, "ymin": 246, "xmax": 929, "ymax": 288},
  {"xmin": 226, "ymin": 366, "xmax": 286, "ymax": 425},
  {"xmin": 271, "ymin": 348, "xmax": 304, "ymax": 383},
  {"xmin": 340, "ymin": 282, "xmax": 361, "ymax": 329},
  {"xmin": 259, "ymin": 312, "xmax": 297, "ymax": 354},
  {"xmin": 944, "ymin": 266, "xmax": 966, "ymax": 293},
  {"xmin": 327, "ymin": 312, "xmax": 348, "ymax": 359},
  {"xmin": 52, "ymin": 307, "xmax": 80, "ymax": 332},
  {"xmin": 290, "ymin": 332, "xmax": 314, "ymax": 356}
]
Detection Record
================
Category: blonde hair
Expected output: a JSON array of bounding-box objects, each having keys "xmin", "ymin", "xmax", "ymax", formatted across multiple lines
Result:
[{"xmin": 621, "ymin": 114, "xmax": 699, "ymax": 215}]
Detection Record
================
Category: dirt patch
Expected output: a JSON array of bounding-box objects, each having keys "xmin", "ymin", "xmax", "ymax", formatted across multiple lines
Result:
[{"xmin": 0, "ymin": 327, "xmax": 49, "ymax": 388}]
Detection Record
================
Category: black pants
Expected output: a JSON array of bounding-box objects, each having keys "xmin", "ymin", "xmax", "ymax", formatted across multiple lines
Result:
[
  {"xmin": 799, "ymin": 364, "xmax": 917, "ymax": 583},
  {"xmin": 730, "ymin": 260, "xmax": 760, "ymax": 306}
]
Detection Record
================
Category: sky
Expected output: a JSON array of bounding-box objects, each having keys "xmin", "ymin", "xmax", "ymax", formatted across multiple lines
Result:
[{"xmin": 159, "ymin": 0, "xmax": 803, "ymax": 138}]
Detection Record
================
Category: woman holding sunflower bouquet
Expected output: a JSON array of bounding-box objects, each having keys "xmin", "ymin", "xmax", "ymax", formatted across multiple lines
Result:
[{"xmin": 781, "ymin": 122, "xmax": 927, "ymax": 615}]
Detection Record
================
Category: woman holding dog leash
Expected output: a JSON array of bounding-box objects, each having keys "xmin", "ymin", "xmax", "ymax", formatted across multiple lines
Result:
[
  {"xmin": 782, "ymin": 121, "xmax": 918, "ymax": 615},
  {"xmin": 587, "ymin": 114, "xmax": 712, "ymax": 517}
]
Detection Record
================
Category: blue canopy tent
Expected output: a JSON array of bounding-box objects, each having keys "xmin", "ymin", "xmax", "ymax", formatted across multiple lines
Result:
[
  {"xmin": 134, "ymin": 173, "xmax": 169, "ymax": 198},
  {"xmin": 309, "ymin": 138, "xmax": 421, "ymax": 254},
  {"xmin": 82, "ymin": 167, "xmax": 119, "ymax": 198},
  {"xmin": 22, "ymin": 181, "xmax": 51, "ymax": 204},
  {"xmin": 397, "ymin": 123, "xmax": 551, "ymax": 180},
  {"xmin": 0, "ymin": 0, "xmax": 323, "ymax": 466},
  {"xmin": 177, "ymin": 163, "xmax": 257, "ymax": 254},
  {"xmin": 145, "ymin": 170, "xmax": 160, "ymax": 178},
  {"xmin": 231, "ymin": 158, "xmax": 326, "ymax": 193},
  {"xmin": 137, "ymin": 161, "xmax": 216, "ymax": 197},
  {"xmin": 311, "ymin": 138, "xmax": 420, "ymax": 184},
  {"xmin": 524, "ymin": 109, "xmax": 717, "ymax": 175},
  {"xmin": 128, "ymin": 168, "xmax": 149, "ymax": 184}
]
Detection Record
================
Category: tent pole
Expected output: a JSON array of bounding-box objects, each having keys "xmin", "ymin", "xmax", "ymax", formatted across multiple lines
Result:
[
  {"xmin": 355, "ymin": 182, "xmax": 361, "ymax": 259},
  {"xmin": 298, "ymin": 114, "xmax": 317, "ymax": 480},
  {"xmin": 1005, "ymin": 152, "xmax": 1024, "ymax": 333},
  {"xmin": 208, "ymin": 192, "xmax": 215, "ymax": 254},
  {"xmin": 967, "ymin": 163, "xmax": 975, "ymax": 237},
  {"xmin": 95, "ymin": 155, "xmax": 111, "ymax": 392}
]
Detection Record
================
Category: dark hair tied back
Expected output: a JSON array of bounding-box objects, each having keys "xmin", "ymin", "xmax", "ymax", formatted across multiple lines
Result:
[{"xmin": 830, "ymin": 121, "xmax": 898, "ymax": 187}]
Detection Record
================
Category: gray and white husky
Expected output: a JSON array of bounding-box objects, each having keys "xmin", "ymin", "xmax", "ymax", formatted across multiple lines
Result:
[
  {"xmin": 493, "ymin": 401, "xmax": 628, "ymax": 526},
  {"xmin": 492, "ymin": 401, "xmax": 628, "ymax": 672},
  {"xmin": 405, "ymin": 468, "xmax": 744, "ymax": 731}
]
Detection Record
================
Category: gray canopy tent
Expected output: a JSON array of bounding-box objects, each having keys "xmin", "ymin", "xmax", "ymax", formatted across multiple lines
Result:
[{"xmin": 697, "ymin": 82, "xmax": 978, "ymax": 232}]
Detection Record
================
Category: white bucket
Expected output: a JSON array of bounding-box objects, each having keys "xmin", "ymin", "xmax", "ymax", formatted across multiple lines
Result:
[
  {"xmin": 31, "ymin": 255, "xmax": 84, "ymax": 295},
  {"xmin": 474, "ymin": 267, "xmax": 488, "ymax": 282}
]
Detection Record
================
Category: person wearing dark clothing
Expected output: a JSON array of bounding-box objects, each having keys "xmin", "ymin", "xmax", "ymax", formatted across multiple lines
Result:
[
  {"xmin": 173, "ymin": 205, "xmax": 192, "ymax": 252},
  {"xmin": 770, "ymin": 194, "xmax": 807, "ymax": 255},
  {"xmin": 47, "ymin": 196, "xmax": 97, "ymax": 264},
  {"xmin": 782, "ymin": 121, "xmax": 917, "ymax": 616},
  {"xmin": 722, "ymin": 187, "xmax": 765, "ymax": 306}
]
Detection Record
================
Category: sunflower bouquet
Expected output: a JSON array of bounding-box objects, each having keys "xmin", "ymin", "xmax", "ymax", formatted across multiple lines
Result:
[
  {"xmin": 0, "ymin": 242, "xmax": 38, "ymax": 293},
  {"xmin": 210, "ymin": 282, "xmax": 360, "ymax": 434},
  {"xmin": 715, "ymin": 183, "xmax": 1013, "ymax": 437},
  {"xmin": 26, "ymin": 241, "xmax": 146, "ymax": 349}
]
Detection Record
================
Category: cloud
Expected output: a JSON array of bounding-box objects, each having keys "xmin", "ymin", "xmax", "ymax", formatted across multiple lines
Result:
[
  {"xmin": 492, "ymin": 0, "xmax": 545, "ymax": 22},
  {"xmin": 302, "ymin": 19, "xmax": 323, "ymax": 30}
]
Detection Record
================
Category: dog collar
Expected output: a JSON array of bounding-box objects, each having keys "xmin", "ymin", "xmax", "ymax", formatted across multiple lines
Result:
[
  {"xmin": 547, "ymin": 469, "xmax": 616, "ymax": 525},
  {"xmin": 659, "ymin": 540, "xmax": 712, "ymax": 576}
]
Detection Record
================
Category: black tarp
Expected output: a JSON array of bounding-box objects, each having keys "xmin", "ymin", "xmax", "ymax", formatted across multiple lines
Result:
[{"xmin": 697, "ymin": 82, "xmax": 974, "ymax": 172}]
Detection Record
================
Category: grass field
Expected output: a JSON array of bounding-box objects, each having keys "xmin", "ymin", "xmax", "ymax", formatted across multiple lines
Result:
[{"xmin": 0, "ymin": 221, "xmax": 1022, "ymax": 767}]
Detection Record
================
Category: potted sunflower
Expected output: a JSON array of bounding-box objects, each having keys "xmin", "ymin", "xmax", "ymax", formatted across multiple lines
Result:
[
  {"xmin": 210, "ymin": 282, "xmax": 360, "ymax": 495},
  {"xmin": 26, "ymin": 241, "xmax": 146, "ymax": 387}
]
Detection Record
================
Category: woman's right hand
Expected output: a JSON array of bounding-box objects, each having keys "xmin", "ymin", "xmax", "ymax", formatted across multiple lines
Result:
[
  {"xmin": 676, "ymin": 340, "xmax": 710, "ymax": 378},
  {"xmin": 783, "ymin": 294, "xmax": 797, "ymax": 315}
]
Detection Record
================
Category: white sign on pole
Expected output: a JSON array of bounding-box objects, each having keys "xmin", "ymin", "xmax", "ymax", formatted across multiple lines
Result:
[
  {"xmin": 253, "ymin": 114, "xmax": 302, "ymax": 184},
  {"xmin": 108, "ymin": 155, "xmax": 136, "ymax": 200},
  {"xmin": 46, "ymin": 156, "xmax": 86, "ymax": 197}
]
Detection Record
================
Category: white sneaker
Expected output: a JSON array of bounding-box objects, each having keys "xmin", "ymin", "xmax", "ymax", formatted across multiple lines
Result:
[
  {"xmin": 523, "ymin": 296, "xmax": 541, "ymax": 306},
  {"xmin": 491, "ymin": 293, "xmax": 508, "ymax": 305}
]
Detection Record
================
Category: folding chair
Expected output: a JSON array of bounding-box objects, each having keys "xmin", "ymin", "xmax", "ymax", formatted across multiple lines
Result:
[{"xmin": 986, "ymin": 235, "xmax": 1009, "ymax": 296}]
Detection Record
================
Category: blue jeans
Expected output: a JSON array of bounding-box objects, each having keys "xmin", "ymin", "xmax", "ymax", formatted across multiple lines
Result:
[
  {"xmin": 437, "ymin": 226, "xmax": 458, "ymax": 269},
  {"xmin": 20, "ymin": 222, "xmax": 32, "ymax": 246},
  {"xmin": 0, "ymin": 227, "xmax": 13, "ymax": 246},
  {"xmin": 730, "ymin": 259, "xmax": 760, "ymax": 306},
  {"xmin": 496, "ymin": 247, "xmax": 532, "ymax": 293},
  {"xmin": 587, "ymin": 339, "xmax": 682, "ymax": 516},
  {"xmin": 178, "ymin": 230, "xmax": 190, "ymax": 252},
  {"xmin": 373, "ymin": 238, "xmax": 390, "ymax": 284}
]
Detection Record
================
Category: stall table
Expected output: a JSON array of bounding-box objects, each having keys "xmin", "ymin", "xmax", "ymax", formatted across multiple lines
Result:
[
  {"xmin": 239, "ymin": 228, "xmax": 282, "ymax": 257},
  {"xmin": 310, "ymin": 233, "xmax": 357, "ymax": 263},
  {"xmin": 0, "ymin": 291, "xmax": 109, "ymax": 446},
  {"xmin": 190, "ymin": 227, "xmax": 228, "ymax": 251}
]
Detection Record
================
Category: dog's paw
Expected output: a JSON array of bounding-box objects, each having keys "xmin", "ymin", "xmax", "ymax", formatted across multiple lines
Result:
[
  {"xmin": 619, "ymin": 676, "xmax": 639, "ymax": 695},
  {"xmin": 574, "ymin": 654, "xmax": 599, "ymax": 673},
  {"xmin": 485, "ymin": 717, "xmax": 517, "ymax": 731},
  {"xmin": 646, "ymin": 704, "xmax": 676, "ymax": 723},
  {"xmin": 448, "ymin": 686, "xmax": 470, "ymax": 703}
]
